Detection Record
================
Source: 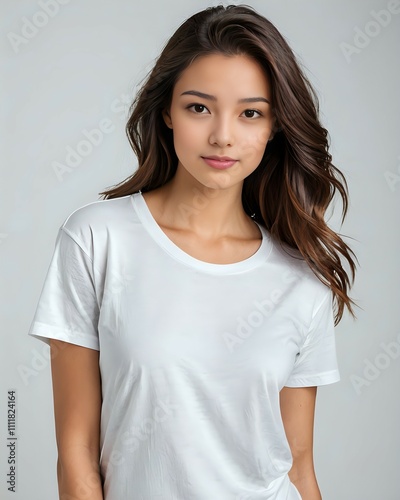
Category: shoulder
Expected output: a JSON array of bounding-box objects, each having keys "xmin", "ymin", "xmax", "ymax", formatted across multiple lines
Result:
[
  {"xmin": 59, "ymin": 194, "xmax": 135, "ymax": 253},
  {"xmin": 61, "ymin": 194, "xmax": 134, "ymax": 233},
  {"xmin": 267, "ymin": 232, "xmax": 331, "ymax": 311}
]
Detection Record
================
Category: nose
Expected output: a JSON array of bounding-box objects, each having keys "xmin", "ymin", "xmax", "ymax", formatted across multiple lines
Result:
[{"xmin": 208, "ymin": 114, "xmax": 234, "ymax": 147}]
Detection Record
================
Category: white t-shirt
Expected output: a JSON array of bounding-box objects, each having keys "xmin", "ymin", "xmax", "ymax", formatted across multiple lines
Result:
[{"xmin": 28, "ymin": 191, "xmax": 340, "ymax": 500}]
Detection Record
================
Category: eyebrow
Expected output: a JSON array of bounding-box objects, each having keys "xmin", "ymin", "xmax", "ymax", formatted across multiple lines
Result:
[{"xmin": 180, "ymin": 90, "xmax": 270, "ymax": 104}]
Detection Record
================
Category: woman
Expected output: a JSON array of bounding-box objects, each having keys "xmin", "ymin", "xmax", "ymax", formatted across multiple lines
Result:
[{"xmin": 28, "ymin": 4, "xmax": 356, "ymax": 499}]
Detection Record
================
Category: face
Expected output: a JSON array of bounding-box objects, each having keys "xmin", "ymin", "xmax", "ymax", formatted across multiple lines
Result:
[{"xmin": 162, "ymin": 53, "xmax": 275, "ymax": 191}]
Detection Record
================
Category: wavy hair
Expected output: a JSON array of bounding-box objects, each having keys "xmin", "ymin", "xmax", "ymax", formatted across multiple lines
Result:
[{"xmin": 99, "ymin": 4, "xmax": 357, "ymax": 324}]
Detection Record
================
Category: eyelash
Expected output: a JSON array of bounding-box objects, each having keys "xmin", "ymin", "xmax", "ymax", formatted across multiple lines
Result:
[{"xmin": 186, "ymin": 103, "xmax": 263, "ymax": 119}]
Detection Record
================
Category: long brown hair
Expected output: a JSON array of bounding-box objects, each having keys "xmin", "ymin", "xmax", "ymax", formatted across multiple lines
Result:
[{"xmin": 99, "ymin": 4, "xmax": 357, "ymax": 324}]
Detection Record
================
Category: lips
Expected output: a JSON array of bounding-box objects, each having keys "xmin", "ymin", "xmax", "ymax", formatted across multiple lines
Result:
[
  {"xmin": 201, "ymin": 156, "xmax": 237, "ymax": 170},
  {"xmin": 203, "ymin": 155, "xmax": 237, "ymax": 161}
]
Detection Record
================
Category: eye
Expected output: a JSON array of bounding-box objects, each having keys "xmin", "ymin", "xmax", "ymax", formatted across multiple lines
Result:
[
  {"xmin": 242, "ymin": 109, "xmax": 263, "ymax": 119},
  {"xmin": 186, "ymin": 103, "xmax": 210, "ymax": 114}
]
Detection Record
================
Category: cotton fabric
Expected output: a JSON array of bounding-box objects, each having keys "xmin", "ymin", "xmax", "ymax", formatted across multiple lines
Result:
[{"xmin": 28, "ymin": 191, "xmax": 340, "ymax": 499}]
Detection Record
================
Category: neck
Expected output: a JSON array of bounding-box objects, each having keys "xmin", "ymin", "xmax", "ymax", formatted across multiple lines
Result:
[{"xmin": 143, "ymin": 164, "xmax": 258, "ymax": 241}]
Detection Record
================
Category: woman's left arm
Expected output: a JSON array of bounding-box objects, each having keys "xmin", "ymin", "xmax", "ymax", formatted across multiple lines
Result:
[{"xmin": 279, "ymin": 386, "xmax": 322, "ymax": 500}]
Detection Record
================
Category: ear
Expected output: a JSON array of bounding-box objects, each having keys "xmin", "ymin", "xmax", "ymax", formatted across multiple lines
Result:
[
  {"xmin": 268, "ymin": 118, "xmax": 276, "ymax": 142},
  {"xmin": 268, "ymin": 118, "xmax": 281, "ymax": 142},
  {"xmin": 162, "ymin": 108, "xmax": 173, "ymax": 129}
]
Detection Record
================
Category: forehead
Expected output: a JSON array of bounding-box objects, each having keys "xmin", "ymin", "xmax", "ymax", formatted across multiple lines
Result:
[{"xmin": 173, "ymin": 53, "xmax": 271, "ymax": 97}]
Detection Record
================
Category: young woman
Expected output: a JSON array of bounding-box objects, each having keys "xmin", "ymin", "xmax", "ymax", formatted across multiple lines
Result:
[{"xmin": 28, "ymin": 4, "xmax": 356, "ymax": 499}]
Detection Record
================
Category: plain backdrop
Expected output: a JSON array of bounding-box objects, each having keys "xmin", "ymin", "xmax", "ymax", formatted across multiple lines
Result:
[{"xmin": 1, "ymin": 1, "xmax": 399, "ymax": 499}]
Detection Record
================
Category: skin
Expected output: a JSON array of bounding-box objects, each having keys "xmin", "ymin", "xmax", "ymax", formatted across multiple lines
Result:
[
  {"xmin": 143, "ymin": 52, "xmax": 275, "ymax": 262},
  {"xmin": 280, "ymin": 386, "xmax": 322, "ymax": 499},
  {"xmin": 151, "ymin": 53, "xmax": 322, "ymax": 497},
  {"xmin": 51, "ymin": 339, "xmax": 103, "ymax": 499},
  {"xmin": 51, "ymin": 53, "xmax": 321, "ymax": 499}
]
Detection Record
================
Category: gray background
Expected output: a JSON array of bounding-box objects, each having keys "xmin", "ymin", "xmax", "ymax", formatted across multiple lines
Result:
[{"xmin": 1, "ymin": 0, "xmax": 399, "ymax": 498}]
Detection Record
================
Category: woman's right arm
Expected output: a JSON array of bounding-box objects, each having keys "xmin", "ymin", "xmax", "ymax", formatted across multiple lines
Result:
[{"xmin": 50, "ymin": 339, "xmax": 104, "ymax": 500}]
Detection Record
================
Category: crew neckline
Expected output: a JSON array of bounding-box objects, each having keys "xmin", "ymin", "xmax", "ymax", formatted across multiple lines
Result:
[{"xmin": 130, "ymin": 191, "xmax": 271, "ymax": 274}]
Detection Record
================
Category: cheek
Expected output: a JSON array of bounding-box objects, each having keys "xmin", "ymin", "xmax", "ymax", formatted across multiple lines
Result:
[
  {"xmin": 239, "ymin": 128, "xmax": 270, "ymax": 159},
  {"xmin": 172, "ymin": 121, "xmax": 199, "ymax": 151}
]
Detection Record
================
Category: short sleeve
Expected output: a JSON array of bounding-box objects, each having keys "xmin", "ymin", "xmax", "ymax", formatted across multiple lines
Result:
[
  {"xmin": 28, "ymin": 227, "xmax": 100, "ymax": 351},
  {"xmin": 284, "ymin": 289, "xmax": 340, "ymax": 387}
]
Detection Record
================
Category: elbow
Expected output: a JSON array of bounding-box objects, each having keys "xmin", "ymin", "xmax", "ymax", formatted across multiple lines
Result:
[
  {"xmin": 289, "ymin": 453, "xmax": 321, "ymax": 500},
  {"xmin": 289, "ymin": 449, "xmax": 316, "ymax": 482}
]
